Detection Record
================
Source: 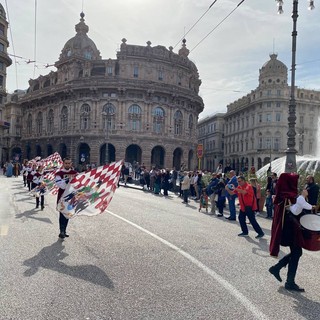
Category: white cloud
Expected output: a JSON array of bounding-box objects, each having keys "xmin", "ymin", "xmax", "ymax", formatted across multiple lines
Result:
[{"xmin": 5, "ymin": 0, "xmax": 320, "ymax": 118}]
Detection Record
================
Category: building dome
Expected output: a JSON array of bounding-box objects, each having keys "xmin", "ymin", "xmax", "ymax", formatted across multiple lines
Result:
[
  {"xmin": 258, "ymin": 53, "xmax": 287, "ymax": 87},
  {"xmin": 57, "ymin": 12, "xmax": 101, "ymax": 64}
]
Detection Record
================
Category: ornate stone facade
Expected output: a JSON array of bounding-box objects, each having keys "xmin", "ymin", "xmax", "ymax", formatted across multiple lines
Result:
[
  {"xmin": 0, "ymin": 4, "xmax": 12, "ymax": 163},
  {"xmin": 4, "ymin": 13, "xmax": 203, "ymax": 170},
  {"xmin": 198, "ymin": 54, "xmax": 320, "ymax": 172}
]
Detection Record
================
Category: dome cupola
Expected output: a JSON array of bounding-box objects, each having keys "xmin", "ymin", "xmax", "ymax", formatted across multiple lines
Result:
[
  {"xmin": 259, "ymin": 53, "xmax": 288, "ymax": 87},
  {"xmin": 56, "ymin": 12, "xmax": 101, "ymax": 65}
]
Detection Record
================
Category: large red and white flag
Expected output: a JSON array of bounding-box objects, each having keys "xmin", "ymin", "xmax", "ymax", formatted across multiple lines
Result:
[
  {"xmin": 57, "ymin": 160, "xmax": 123, "ymax": 218},
  {"xmin": 39, "ymin": 152, "xmax": 63, "ymax": 171}
]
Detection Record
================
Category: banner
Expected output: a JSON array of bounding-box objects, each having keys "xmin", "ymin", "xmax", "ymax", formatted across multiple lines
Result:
[{"xmin": 57, "ymin": 160, "xmax": 123, "ymax": 219}]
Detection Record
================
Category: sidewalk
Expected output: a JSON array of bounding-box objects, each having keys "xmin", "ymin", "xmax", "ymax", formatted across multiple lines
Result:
[{"xmin": 119, "ymin": 179, "xmax": 267, "ymax": 217}]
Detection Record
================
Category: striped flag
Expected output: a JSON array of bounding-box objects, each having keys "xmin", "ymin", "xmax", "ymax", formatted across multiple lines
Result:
[{"xmin": 57, "ymin": 160, "xmax": 123, "ymax": 218}]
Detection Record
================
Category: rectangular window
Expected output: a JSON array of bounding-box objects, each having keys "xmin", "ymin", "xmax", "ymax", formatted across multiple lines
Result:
[
  {"xmin": 277, "ymin": 90, "xmax": 281, "ymax": 96},
  {"xmin": 107, "ymin": 66, "xmax": 113, "ymax": 76},
  {"xmin": 267, "ymin": 102, "xmax": 271, "ymax": 108},
  {"xmin": 0, "ymin": 43, "xmax": 4, "ymax": 52},
  {"xmin": 274, "ymin": 138, "xmax": 280, "ymax": 151},
  {"xmin": 133, "ymin": 66, "xmax": 139, "ymax": 78},
  {"xmin": 276, "ymin": 102, "xmax": 281, "ymax": 108},
  {"xmin": 259, "ymin": 114, "xmax": 262, "ymax": 123},
  {"xmin": 267, "ymin": 90, "xmax": 271, "ymax": 96},
  {"xmin": 276, "ymin": 113, "xmax": 281, "ymax": 122},
  {"xmin": 158, "ymin": 70, "xmax": 163, "ymax": 81},
  {"xmin": 266, "ymin": 114, "xmax": 272, "ymax": 122},
  {"xmin": 0, "ymin": 24, "xmax": 4, "ymax": 36},
  {"xmin": 265, "ymin": 137, "xmax": 272, "ymax": 149},
  {"xmin": 299, "ymin": 115, "xmax": 304, "ymax": 124}
]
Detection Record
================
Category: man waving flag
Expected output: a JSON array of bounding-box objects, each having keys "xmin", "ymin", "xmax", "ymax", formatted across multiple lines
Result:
[{"xmin": 57, "ymin": 160, "xmax": 123, "ymax": 218}]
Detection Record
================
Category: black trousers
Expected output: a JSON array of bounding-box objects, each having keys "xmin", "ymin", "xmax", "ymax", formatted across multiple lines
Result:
[
  {"xmin": 276, "ymin": 245, "xmax": 302, "ymax": 284},
  {"xmin": 59, "ymin": 212, "xmax": 69, "ymax": 234},
  {"xmin": 36, "ymin": 195, "xmax": 44, "ymax": 208}
]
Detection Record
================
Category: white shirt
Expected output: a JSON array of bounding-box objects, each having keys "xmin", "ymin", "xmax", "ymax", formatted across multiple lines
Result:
[{"xmin": 290, "ymin": 195, "xmax": 312, "ymax": 216}]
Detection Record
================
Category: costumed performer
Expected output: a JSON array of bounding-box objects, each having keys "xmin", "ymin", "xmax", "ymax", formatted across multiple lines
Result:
[
  {"xmin": 55, "ymin": 157, "xmax": 78, "ymax": 239},
  {"xmin": 269, "ymin": 173, "xmax": 314, "ymax": 292}
]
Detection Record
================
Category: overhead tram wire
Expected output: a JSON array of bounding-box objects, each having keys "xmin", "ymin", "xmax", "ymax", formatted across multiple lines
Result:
[
  {"xmin": 190, "ymin": 0, "xmax": 245, "ymax": 53},
  {"xmin": 173, "ymin": 0, "xmax": 219, "ymax": 49},
  {"xmin": 4, "ymin": 0, "xmax": 19, "ymax": 89}
]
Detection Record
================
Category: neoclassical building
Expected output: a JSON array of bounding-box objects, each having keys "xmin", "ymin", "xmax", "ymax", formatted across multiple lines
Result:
[
  {"xmin": 4, "ymin": 13, "xmax": 203, "ymax": 169},
  {"xmin": 0, "ymin": 4, "xmax": 12, "ymax": 163},
  {"xmin": 198, "ymin": 53, "xmax": 320, "ymax": 172}
]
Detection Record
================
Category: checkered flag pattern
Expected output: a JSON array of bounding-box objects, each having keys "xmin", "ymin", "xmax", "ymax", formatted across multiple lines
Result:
[
  {"xmin": 38, "ymin": 152, "xmax": 63, "ymax": 171},
  {"xmin": 42, "ymin": 169, "xmax": 59, "ymax": 195},
  {"xmin": 57, "ymin": 160, "xmax": 123, "ymax": 218}
]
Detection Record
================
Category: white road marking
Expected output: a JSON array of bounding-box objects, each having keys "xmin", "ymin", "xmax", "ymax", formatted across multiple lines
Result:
[
  {"xmin": 107, "ymin": 210, "xmax": 269, "ymax": 320},
  {"xmin": 0, "ymin": 225, "xmax": 9, "ymax": 236}
]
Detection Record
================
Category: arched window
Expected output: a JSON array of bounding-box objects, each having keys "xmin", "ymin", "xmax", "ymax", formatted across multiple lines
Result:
[
  {"xmin": 60, "ymin": 106, "xmax": 68, "ymax": 131},
  {"xmin": 80, "ymin": 103, "xmax": 91, "ymax": 130},
  {"xmin": 174, "ymin": 110, "xmax": 183, "ymax": 135},
  {"xmin": 188, "ymin": 114, "xmax": 194, "ymax": 135},
  {"xmin": 102, "ymin": 103, "xmax": 116, "ymax": 130},
  {"xmin": 47, "ymin": 109, "xmax": 54, "ymax": 134},
  {"xmin": 152, "ymin": 107, "xmax": 164, "ymax": 134},
  {"xmin": 27, "ymin": 114, "xmax": 32, "ymax": 135},
  {"xmin": 36, "ymin": 112, "xmax": 43, "ymax": 134},
  {"xmin": 128, "ymin": 104, "xmax": 142, "ymax": 131}
]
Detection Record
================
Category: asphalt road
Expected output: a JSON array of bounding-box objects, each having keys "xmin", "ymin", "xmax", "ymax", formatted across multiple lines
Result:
[{"xmin": 0, "ymin": 174, "xmax": 320, "ymax": 320}]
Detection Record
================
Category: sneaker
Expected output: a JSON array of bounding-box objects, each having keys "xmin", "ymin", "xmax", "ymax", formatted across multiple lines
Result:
[
  {"xmin": 238, "ymin": 233, "xmax": 249, "ymax": 237},
  {"xmin": 217, "ymin": 214, "xmax": 223, "ymax": 217},
  {"xmin": 255, "ymin": 233, "xmax": 265, "ymax": 239},
  {"xmin": 285, "ymin": 282, "xmax": 305, "ymax": 292}
]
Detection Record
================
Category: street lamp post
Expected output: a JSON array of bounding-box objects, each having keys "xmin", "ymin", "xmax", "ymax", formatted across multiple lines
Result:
[{"xmin": 275, "ymin": 0, "xmax": 315, "ymax": 172}]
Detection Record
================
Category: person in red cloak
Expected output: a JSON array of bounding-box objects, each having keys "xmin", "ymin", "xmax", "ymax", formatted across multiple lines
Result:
[{"xmin": 269, "ymin": 172, "xmax": 312, "ymax": 292}]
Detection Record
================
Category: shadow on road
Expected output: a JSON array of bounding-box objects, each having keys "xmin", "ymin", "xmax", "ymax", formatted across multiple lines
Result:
[
  {"xmin": 278, "ymin": 286, "xmax": 320, "ymax": 320},
  {"xmin": 15, "ymin": 209, "xmax": 53, "ymax": 224},
  {"xmin": 23, "ymin": 240, "xmax": 114, "ymax": 289}
]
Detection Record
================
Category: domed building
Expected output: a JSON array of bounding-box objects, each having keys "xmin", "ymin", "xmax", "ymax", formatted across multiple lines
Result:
[
  {"xmin": 5, "ymin": 13, "xmax": 203, "ymax": 170},
  {"xmin": 198, "ymin": 53, "xmax": 320, "ymax": 172}
]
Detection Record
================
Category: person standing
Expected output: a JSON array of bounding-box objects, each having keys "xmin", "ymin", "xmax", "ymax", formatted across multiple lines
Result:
[
  {"xmin": 269, "ymin": 173, "xmax": 314, "ymax": 292},
  {"xmin": 250, "ymin": 178, "xmax": 261, "ymax": 215},
  {"xmin": 6, "ymin": 161, "xmax": 13, "ymax": 177},
  {"xmin": 216, "ymin": 176, "xmax": 226, "ymax": 217},
  {"xmin": 225, "ymin": 170, "xmax": 238, "ymax": 220},
  {"xmin": 226, "ymin": 176, "xmax": 264, "ymax": 238},
  {"xmin": 206, "ymin": 173, "xmax": 219, "ymax": 215},
  {"xmin": 55, "ymin": 158, "xmax": 78, "ymax": 239},
  {"xmin": 304, "ymin": 175, "xmax": 319, "ymax": 213},
  {"xmin": 181, "ymin": 171, "xmax": 190, "ymax": 204},
  {"xmin": 265, "ymin": 189, "xmax": 273, "ymax": 219}
]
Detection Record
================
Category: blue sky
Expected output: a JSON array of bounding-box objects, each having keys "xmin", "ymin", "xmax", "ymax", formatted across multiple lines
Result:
[{"xmin": 4, "ymin": 0, "xmax": 320, "ymax": 118}]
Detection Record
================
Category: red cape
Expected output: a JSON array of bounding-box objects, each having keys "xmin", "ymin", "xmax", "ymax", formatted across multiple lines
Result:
[{"xmin": 269, "ymin": 173, "xmax": 299, "ymax": 257}]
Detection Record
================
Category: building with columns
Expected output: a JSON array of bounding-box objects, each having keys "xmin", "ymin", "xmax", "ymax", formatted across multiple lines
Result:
[
  {"xmin": 3, "ymin": 12, "xmax": 203, "ymax": 170},
  {"xmin": 0, "ymin": 3, "xmax": 12, "ymax": 164},
  {"xmin": 198, "ymin": 53, "xmax": 320, "ymax": 173}
]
